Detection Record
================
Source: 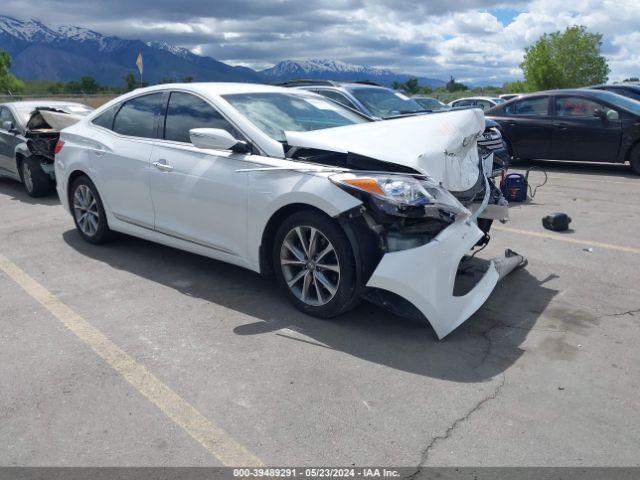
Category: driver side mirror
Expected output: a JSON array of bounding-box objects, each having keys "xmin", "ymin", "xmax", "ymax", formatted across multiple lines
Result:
[
  {"xmin": 606, "ymin": 109, "xmax": 619, "ymax": 121},
  {"xmin": 189, "ymin": 128, "xmax": 250, "ymax": 153}
]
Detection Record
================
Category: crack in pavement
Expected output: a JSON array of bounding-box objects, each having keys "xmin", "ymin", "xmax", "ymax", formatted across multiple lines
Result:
[
  {"xmin": 403, "ymin": 374, "xmax": 506, "ymax": 479},
  {"xmin": 609, "ymin": 308, "xmax": 640, "ymax": 317}
]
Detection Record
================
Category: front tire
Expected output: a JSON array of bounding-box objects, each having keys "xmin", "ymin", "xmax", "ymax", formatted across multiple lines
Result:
[
  {"xmin": 273, "ymin": 211, "xmax": 359, "ymax": 318},
  {"xmin": 19, "ymin": 157, "xmax": 54, "ymax": 197},
  {"xmin": 630, "ymin": 144, "xmax": 640, "ymax": 175},
  {"xmin": 70, "ymin": 176, "xmax": 114, "ymax": 244}
]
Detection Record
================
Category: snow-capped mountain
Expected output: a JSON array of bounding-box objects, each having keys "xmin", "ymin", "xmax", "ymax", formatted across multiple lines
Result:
[
  {"xmin": 0, "ymin": 15, "xmax": 444, "ymax": 88},
  {"xmin": 0, "ymin": 15, "xmax": 262, "ymax": 85},
  {"xmin": 261, "ymin": 59, "xmax": 444, "ymax": 87}
]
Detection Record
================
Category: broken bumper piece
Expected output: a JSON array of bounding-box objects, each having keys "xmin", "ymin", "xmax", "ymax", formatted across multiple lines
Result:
[{"xmin": 366, "ymin": 220, "xmax": 526, "ymax": 339}]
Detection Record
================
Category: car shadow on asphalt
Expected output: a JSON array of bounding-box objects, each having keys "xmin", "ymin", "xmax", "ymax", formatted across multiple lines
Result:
[
  {"xmin": 0, "ymin": 178, "xmax": 60, "ymax": 206},
  {"xmin": 62, "ymin": 229, "xmax": 559, "ymax": 383},
  {"xmin": 511, "ymin": 159, "xmax": 636, "ymax": 179}
]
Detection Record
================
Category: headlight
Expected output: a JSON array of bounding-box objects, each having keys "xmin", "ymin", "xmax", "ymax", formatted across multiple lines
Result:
[{"xmin": 330, "ymin": 172, "xmax": 469, "ymax": 219}]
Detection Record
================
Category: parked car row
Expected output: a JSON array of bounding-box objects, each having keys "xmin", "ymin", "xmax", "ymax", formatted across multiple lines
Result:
[
  {"xmin": 278, "ymin": 80, "xmax": 511, "ymax": 176},
  {"xmin": 0, "ymin": 83, "xmax": 524, "ymax": 339},
  {"xmin": 485, "ymin": 88, "xmax": 640, "ymax": 173}
]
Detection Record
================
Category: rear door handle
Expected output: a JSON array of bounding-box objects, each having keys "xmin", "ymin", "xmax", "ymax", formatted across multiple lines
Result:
[
  {"xmin": 153, "ymin": 159, "xmax": 173, "ymax": 172},
  {"xmin": 553, "ymin": 122, "xmax": 568, "ymax": 129}
]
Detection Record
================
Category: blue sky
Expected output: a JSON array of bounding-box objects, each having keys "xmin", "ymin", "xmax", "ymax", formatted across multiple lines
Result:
[
  {"xmin": 489, "ymin": 8, "xmax": 523, "ymax": 26},
  {"xmin": 1, "ymin": 0, "xmax": 638, "ymax": 84}
]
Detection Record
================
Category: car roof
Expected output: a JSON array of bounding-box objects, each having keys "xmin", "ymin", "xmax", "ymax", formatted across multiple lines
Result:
[
  {"xmin": 279, "ymin": 80, "xmax": 388, "ymax": 90},
  {"xmin": 589, "ymin": 84, "xmax": 640, "ymax": 90},
  {"xmin": 130, "ymin": 82, "xmax": 296, "ymax": 97},
  {"xmin": 0, "ymin": 100, "xmax": 90, "ymax": 109},
  {"xmin": 452, "ymin": 96, "xmax": 500, "ymax": 102}
]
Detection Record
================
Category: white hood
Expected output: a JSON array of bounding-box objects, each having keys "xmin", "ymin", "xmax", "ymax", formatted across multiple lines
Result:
[{"xmin": 285, "ymin": 108, "xmax": 485, "ymax": 192}]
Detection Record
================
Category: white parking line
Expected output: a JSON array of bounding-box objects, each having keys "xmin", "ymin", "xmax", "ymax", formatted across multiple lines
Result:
[
  {"xmin": 493, "ymin": 226, "xmax": 640, "ymax": 255},
  {"xmin": 0, "ymin": 253, "xmax": 264, "ymax": 466}
]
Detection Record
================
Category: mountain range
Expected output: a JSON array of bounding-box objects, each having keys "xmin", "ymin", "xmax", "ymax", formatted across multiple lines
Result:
[{"xmin": 0, "ymin": 15, "xmax": 444, "ymax": 88}]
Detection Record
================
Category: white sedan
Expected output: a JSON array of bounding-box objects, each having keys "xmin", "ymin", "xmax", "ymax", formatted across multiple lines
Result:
[{"xmin": 54, "ymin": 83, "xmax": 523, "ymax": 339}]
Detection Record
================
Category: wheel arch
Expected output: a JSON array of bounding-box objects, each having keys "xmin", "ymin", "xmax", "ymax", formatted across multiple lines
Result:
[
  {"xmin": 66, "ymin": 169, "xmax": 94, "ymax": 208},
  {"xmin": 259, "ymin": 203, "xmax": 334, "ymax": 277}
]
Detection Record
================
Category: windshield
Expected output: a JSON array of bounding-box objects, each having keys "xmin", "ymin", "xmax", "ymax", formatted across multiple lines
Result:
[
  {"xmin": 13, "ymin": 103, "xmax": 93, "ymax": 125},
  {"xmin": 348, "ymin": 87, "xmax": 426, "ymax": 118},
  {"xmin": 589, "ymin": 90, "xmax": 640, "ymax": 115},
  {"xmin": 492, "ymin": 98, "xmax": 506, "ymax": 104},
  {"xmin": 222, "ymin": 92, "xmax": 367, "ymax": 142},
  {"xmin": 413, "ymin": 98, "xmax": 450, "ymax": 111}
]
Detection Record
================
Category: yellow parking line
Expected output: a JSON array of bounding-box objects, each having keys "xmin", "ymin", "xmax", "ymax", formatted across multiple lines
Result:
[
  {"xmin": 493, "ymin": 226, "xmax": 640, "ymax": 255},
  {"xmin": 0, "ymin": 253, "xmax": 263, "ymax": 466}
]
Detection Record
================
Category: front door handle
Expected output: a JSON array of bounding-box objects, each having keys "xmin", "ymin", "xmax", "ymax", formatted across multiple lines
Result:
[
  {"xmin": 553, "ymin": 122, "xmax": 568, "ymax": 129},
  {"xmin": 153, "ymin": 159, "xmax": 173, "ymax": 172}
]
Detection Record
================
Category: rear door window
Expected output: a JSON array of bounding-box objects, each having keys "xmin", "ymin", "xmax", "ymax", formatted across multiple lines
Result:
[
  {"xmin": 505, "ymin": 97, "xmax": 549, "ymax": 116},
  {"xmin": 113, "ymin": 93, "xmax": 163, "ymax": 138},
  {"xmin": 163, "ymin": 92, "xmax": 238, "ymax": 143}
]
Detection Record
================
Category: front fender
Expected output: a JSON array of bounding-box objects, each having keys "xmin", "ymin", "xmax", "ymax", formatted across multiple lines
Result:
[{"xmin": 247, "ymin": 170, "xmax": 361, "ymax": 269}]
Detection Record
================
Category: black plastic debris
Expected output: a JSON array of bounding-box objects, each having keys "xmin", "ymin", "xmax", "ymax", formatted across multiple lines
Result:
[{"xmin": 542, "ymin": 213, "xmax": 572, "ymax": 231}]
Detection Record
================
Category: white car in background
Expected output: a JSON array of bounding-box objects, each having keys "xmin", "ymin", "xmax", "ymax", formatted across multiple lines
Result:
[
  {"xmin": 449, "ymin": 96, "xmax": 506, "ymax": 111},
  {"xmin": 54, "ymin": 83, "xmax": 524, "ymax": 339}
]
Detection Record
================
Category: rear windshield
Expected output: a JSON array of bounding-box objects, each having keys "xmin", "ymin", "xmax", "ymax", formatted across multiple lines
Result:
[{"xmin": 222, "ymin": 92, "xmax": 367, "ymax": 142}]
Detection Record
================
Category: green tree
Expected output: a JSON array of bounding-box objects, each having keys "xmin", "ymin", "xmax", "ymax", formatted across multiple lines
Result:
[
  {"xmin": 503, "ymin": 80, "xmax": 531, "ymax": 93},
  {"xmin": 392, "ymin": 78, "xmax": 432, "ymax": 95},
  {"xmin": 0, "ymin": 48, "xmax": 25, "ymax": 94},
  {"xmin": 78, "ymin": 76, "xmax": 100, "ymax": 94},
  {"xmin": 182, "ymin": 76, "xmax": 194, "ymax": 83},
  {"xmin": 521, "ymin": 25, "xmax": 610, "ymax": 90},
  {"xmin": 123, "ymin": 73, "xmax": 137, "ymax": 91}
]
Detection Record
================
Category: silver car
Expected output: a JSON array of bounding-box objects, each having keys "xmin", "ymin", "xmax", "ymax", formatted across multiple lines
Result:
[{"xmin": 0, "ymin": 101, "xmax": 93, "ymax": 196}]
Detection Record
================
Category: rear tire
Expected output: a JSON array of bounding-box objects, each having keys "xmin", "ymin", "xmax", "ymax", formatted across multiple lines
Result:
[
  {"xmin": 630, "ymin": 144, "xmax": 640, "ymax": 175},
  {"xmin": 19, "ymin": 156, "xmax": 54, "ymax": 197},
  {"xmin": 273, "ymin": 210, "xmax": 360, "ymax": 318},
  {"xmin": 70, "ymin": 176, "xmax": 114, "ymax": 244}
]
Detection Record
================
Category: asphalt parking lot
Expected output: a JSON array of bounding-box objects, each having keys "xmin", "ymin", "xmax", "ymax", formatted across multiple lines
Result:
[{"xmin": 1, "ymin": 160, "xmax": 639, "ymax": 467}]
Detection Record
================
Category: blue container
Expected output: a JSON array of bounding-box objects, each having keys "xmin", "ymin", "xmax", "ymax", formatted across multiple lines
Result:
[{"xmin": 501, "ymin": 173, "xmax": 527, "ymax": 202}]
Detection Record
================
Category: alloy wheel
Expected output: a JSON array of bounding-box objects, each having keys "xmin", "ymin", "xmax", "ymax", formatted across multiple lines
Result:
[
  {"xmin": 22, "ymin": 162, "xmax": 34, "ymax": 193},
  {"xmin": 280, "ymin": 225, "xmax": 341, "ymax": 306},
  {"xmin": 73, "ymin": 184, "xmax": 100, "ymax": 236}
]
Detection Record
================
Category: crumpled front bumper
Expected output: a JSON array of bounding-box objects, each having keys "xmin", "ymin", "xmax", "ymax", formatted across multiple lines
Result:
[{"xmin": 366, "ymin": 220, "xmax": 506, "ymax": 339}]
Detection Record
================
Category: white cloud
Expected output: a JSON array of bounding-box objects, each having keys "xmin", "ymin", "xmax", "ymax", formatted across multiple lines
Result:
[{"xmin": 2, "ymin": 0, "xmax": 639, "ymax": 83}]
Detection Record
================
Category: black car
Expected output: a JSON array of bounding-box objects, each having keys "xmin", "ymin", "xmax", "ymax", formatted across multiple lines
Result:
[
  {"xmin": 486, "ymin": 89, "xmax": 640, "ymax": 174},
  {"xmin": 589, "ymin": 84, "xmax": 640, "ymax": 102}
]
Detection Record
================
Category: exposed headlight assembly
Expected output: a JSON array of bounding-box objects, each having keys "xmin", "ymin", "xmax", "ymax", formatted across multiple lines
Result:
[{"xmin": 330, "ymin": 172, "xmax": 470, "ymax": 220}]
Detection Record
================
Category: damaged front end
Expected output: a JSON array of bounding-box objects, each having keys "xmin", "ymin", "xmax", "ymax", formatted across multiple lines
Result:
[{"xmin": 279, "ymin": 109, "xmax": 523, "ymax": 338}]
